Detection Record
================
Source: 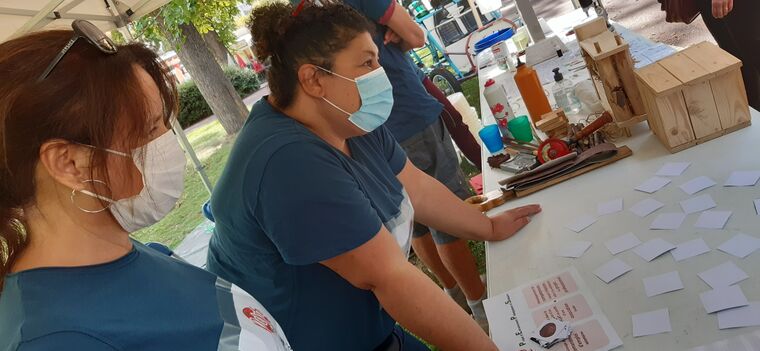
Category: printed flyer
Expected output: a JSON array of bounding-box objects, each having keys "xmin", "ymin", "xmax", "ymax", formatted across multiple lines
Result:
[{"xmin": 483, "ymin": 268, "xmax": 622, "ymax": 351}]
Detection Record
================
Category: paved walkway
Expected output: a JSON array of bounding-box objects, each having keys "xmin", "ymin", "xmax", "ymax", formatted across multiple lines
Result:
[{"xmin": 530, "ymin": 0, "xmax": 713, "ymax": 48}]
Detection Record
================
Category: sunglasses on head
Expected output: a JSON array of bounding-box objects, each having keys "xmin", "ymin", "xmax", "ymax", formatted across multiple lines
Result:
[{"xmin": 37, "ymin": 19, "xmax": 118, "ymax": 82}]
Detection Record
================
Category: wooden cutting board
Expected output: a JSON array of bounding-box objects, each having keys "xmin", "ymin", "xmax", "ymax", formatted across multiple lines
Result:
[{"xmin": 466, "ymin": 146, "xmax": 633, "ymax": 212}]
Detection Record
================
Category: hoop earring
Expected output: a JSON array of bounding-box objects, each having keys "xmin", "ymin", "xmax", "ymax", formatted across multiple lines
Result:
[{"xmin": 70, "ymin": 179, "xmax": 113, "ymax": 214}]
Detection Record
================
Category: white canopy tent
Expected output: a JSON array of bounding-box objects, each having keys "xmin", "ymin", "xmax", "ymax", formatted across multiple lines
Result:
[
  {"xmin": 0, "ymin": 0, "xmax": 214, "ymax": 194},
  {"xmin": 0, "ymin": 0, "xmax": 168, "ymax": 42}
]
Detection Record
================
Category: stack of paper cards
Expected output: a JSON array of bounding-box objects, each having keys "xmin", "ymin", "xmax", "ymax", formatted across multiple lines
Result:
[
  {"xmin": 694, "ymin": 211, "xmax": 732, "ymax": 229},
  {"xmin": 717, "ymin": 302, "xmax": 760, "ymax": 329},
  {"xmin": 671, "ymin": 239, "xmax": 711, "ymax": 262},
  {"xmin": 598, "ymin": 198, "xmax": 624, "ymax": 216},
  {"xmin": 680, "ymin": 194, "xmax": 717, "ymax": 214},
  {"xmin": 556, "ymin": 241, "xmax": 593, "ymax": 258},
  {"xmin": 656, "ymin": 162, "xmax": 690, "ymax": 177},
  {"xmin": 700, "ymin": 285, "xmax": 749, "ymax": 313},
  {"xmin": 724, "ymin": 171, "xmax": 760, "ymax": 187},
  {"xmin": 636, "ymin": 177, "xmax": 672, "ymax": 193},
  {"xmin": 632, "ymin": 308, "xmax": 672, "ymax": 337},
  {"xmin": 643, "ymin": 271, "xmax": 684, "ymax": 297},
  {"xmin": 593, "ymin": 258, "xmax": 632, "ymax": 283},
  {"xmin": 605, "ymin": 233, "xmax": 641, "ymax": 255},
  {"xmin": 698, "ymin": 261, "xmax": 748, "ymax": 288},
  {"xmin": 633, "ymin": 238, "xmax": 676, "ymax": 261},
  {"xmin": 679, "ymin": 176, "xmax": 716, "ymax": 195},
  {"xmin": 630, "ymin": 198, "xmax": 665, "ymax": 217},
  {"xmin": 717, "ymin": 233, "xmax": 760, "ymax": 258},
  {"xmin": 565, "ymin": 215, "xmax": 597, "ymax": 233},
  {"xmin": 650, "ymin": 213, "xmax": 687, "ymax": 230}
]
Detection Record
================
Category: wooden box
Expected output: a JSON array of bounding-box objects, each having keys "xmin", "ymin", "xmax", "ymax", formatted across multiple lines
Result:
[
  {"xmin": 634, "ymin": 42, "xmax": 751, "ymax": 153},
  {"xmin": 575, "ymin": 19, "xmax": 647, "ymax": 130}
]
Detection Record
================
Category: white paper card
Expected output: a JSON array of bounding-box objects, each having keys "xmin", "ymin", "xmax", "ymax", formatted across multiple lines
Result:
[
  {"xmin": 680, "ymin": 176, "xmax": 716, "ymax": 195},
  {"xmin": 605, "ymin": 232, "xmax": 642, "ymax": 255},
  {"xmin": 565, "ymin": 215, "xmax": 597, "ymax": 233},
  {"xmin": 680, "ymin": 194, "xmax": 717, "ymax": 214},
  {"xmin": 632, "ymin": 308, "xmax": 672, "ymax": 337},
  {"xmin": 700, "ymin": 285, "xmax": 749, "ymax": 313},
  {"xmin": 598, "ymin": 198, "xmax": 624, "ymax": 216},
  {"xmin": 556, "ymin": 241, "xmax": 593, "ymax": 258},
  {"xmin": 630, "ymin": 198, "xmax": 665, "ymax": 217},
  {"xmin": 724, "ymin": 171, "xmax": 760, "ymax": 187},
  {"xmin": 695, "ymin": 211, "xmax": 732, "ymax": 229},
  {"xmin": 698, "ymin": 261, "xmax": 749, "ymax": 288},
  {"xmin": 718, "ymin": 233, "xmax": 760, "ymax": 259},
  {"xmin": 656, "ymin": 162, "xmax": 690, "ymax": 177},
  {"xmin": 671, "ymin": 238, "xmax": 710, "ymax": 262},
  {"xmin": 717, "ymin": 301, "xmax": 760, "ymax": 329},
  {"xmin": 636, "ymin": 177, "xmax": 672, "ymax": 194},
  {"xmin": 643, "ymin": 271, "xmax": 684, "ymax": 297},
  {"xmin": 650, "ymin": 213, "xmax": 687, "ymax": 230},
  {"xmin": 593, "ymin": 258, "xmax": 632, "ymax": 283},
  {"xmin": 633, "ymin": 238, "xmax": 676, "ymax": 262},
  {"xmin": 755, "ymin": 199, "xmax": 760, "ymax": 215}
]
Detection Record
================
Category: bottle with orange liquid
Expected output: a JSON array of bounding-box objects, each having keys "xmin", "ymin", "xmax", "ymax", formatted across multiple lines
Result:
[{"xmin": 514, "ymin": 57, "xmax": 552, "ymax": 124}]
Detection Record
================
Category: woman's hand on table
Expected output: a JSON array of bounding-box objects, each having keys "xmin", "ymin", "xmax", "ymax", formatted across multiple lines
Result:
[{"xmin": 488, "ymin": 204, "xmax": 542, "ymax": 241}]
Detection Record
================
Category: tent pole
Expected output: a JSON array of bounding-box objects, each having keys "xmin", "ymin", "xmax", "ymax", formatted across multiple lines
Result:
[
  {"xmin": 514, "ymin": 0, "xmax": 545, "ymax": 42},
  {"xmin": 465, "ymin": 0, "xmax": 483, "ymax": 27},
  {"xmin": 11, "ymin": 0, "xmax": 65, "ymax": 38},
  {"xmin": 171, "ymin": 119, "xmax": 214, "ymax": 194}
]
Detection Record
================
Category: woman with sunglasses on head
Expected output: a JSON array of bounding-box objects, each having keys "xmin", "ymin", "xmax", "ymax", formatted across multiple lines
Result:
[
  {"xmin": 206, "ymin": 3, "xmax": 541, "ymax": 350},
  {"xmin": 0, "ymin": 21, "xmax": 290, "ymax": 351}
]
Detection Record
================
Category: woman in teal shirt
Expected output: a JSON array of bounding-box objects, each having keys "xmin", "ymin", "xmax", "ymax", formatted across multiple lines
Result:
[
  {"xmin": 207, "ymin": 3, "xmax": 541, "ymax": 350},
  {"xmin": 0, "ymin": 22, "xmax": 290, "ymax": 351}
]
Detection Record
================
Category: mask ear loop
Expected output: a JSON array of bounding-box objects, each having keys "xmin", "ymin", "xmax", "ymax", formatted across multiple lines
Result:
[
  {"xmin": 315, "ymin": 65, "xmax": 357, "ymax": 117},
  {"xmin": 71, "ymin": 179, "xmax": 114, "ymax": 213}
]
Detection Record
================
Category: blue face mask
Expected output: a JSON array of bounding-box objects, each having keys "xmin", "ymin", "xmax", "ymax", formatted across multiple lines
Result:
[{"xmin": 318, "ymin": 66, "xmax": 394, "ymax": 133}]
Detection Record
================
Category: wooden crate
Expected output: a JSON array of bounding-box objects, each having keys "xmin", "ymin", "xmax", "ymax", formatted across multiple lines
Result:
[
  {"xmin": 634, "ymin": 42, "xmax": 751, "ymax": 153},
  {"xmin": 574, "ymin": 20, "xmax": 647, "ymax": 131}
]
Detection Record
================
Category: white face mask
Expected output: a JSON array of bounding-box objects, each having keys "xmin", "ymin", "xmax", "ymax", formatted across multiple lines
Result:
[{"xmin": 79, "ymin": 130, "xmax": 187, "ymax": 232}]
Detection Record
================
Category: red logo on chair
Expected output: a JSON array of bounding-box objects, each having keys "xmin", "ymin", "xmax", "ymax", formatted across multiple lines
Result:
[{"xmin": 243, "ymin": 307, "xmax": 274, "ymax": 333}]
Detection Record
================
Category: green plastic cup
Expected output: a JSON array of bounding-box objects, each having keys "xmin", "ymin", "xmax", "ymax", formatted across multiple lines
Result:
[{"xmin": 508, "ymin": 115, "xmax": 533, "ymax": 142}]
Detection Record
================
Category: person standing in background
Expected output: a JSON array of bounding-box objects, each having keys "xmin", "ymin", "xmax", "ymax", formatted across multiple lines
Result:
[
  {"xmin": 339, "ymin": 0, "xmax": 491, "ymax": 329},
  {"xmin": 696, "ymin": 0, "xmax": 759, "ymax": 110},
  {"xmin": 411, "ymin": 57, "xmax": 483, "ymax": 171}
]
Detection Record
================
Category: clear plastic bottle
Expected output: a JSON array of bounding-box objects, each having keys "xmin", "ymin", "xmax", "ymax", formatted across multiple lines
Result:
[{"xmin": 551, "ymin": 67, "xmax": 581, "ymax": 115}]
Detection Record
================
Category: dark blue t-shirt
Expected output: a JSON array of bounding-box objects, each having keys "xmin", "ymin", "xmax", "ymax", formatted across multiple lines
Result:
[
  {"xmin": 0, "ymin": 241, "xmax": 291, "ymax": 351},
  {"xmin": 342, "ymin": 0, "xmax": 443, "ymax": 142},
  {"xmin": 207, "ymin": 98, "xmax": 414, "ymax": 351}
]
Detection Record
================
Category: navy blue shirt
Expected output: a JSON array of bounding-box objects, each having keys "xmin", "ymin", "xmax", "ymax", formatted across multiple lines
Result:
[
  {"xmin": 0, "ymin": 241, "xmax": 291, "ymax": 351},
  {"xmin": 207, "ymin": 98, "xmax": 414, "ymax": 350},
  {"xmin": 343, "ymin": 0, "xmax": 443, "ymax": 142}
]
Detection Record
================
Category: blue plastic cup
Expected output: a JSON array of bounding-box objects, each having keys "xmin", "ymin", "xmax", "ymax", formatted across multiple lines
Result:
[{"xmin": 479, "ymin": 125, "xmax": 504, "ymax": 154}]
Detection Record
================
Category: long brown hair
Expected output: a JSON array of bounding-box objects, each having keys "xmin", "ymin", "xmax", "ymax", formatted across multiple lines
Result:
[{"xmin": 0, "ymin": 30, "xmax": 178, "ymax": 292}]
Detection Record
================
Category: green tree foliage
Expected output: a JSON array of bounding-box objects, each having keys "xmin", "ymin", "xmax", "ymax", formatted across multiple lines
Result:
[{"xmin": 132, "ymin": 0, "xmax": 251, "ymax": 49}]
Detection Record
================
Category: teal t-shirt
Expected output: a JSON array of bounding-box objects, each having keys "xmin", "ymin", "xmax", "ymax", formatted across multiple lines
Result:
[
  {"xmin": 0, "ymin": 241, "xmax": 291, "ymax": 351},
  {"xmin": 207, "ymin": 98, "xmax": 414, "ymax": 350}
]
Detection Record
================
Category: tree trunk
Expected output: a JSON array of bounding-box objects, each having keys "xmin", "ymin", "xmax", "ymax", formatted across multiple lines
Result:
[
  {"xmin": 168, "ymin": 23, "xmax": 247, "ymax": 134},
  {"xmin": 202, "ymin": 30, "xmax": 232, "ymax": 68}
]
